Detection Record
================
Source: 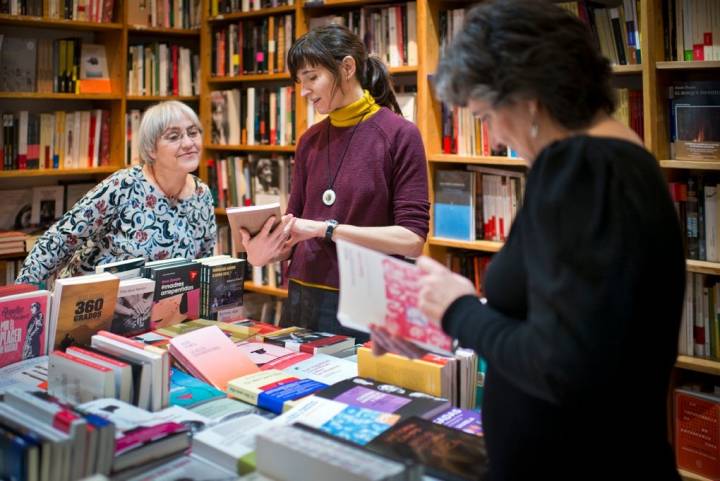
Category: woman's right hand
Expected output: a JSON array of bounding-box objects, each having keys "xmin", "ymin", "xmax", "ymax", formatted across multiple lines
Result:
[{"xmin": 239, "ymin": 214, "xmax": 295, "ymax": 266}]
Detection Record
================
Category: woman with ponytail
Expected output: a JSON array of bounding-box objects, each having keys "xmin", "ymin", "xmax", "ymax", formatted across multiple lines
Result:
[{"xmin": 239, "ymin": 24, "xmax": 429, "ymax": 340}]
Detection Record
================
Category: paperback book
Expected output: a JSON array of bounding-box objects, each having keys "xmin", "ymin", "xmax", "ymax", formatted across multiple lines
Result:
[{"xmin": 0, "ymin": 290, "xmax": 51, "ymax": 368}]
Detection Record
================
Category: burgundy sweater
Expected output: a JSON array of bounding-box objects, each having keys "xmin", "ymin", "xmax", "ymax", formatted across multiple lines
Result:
[{"xmin": 286, "ymin": 107, "xmax": 430, "ymax": 288}]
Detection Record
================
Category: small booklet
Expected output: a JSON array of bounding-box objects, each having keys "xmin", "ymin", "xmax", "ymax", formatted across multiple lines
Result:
[
  {"xmin": 336, "ymin": 240, "xmax": 454, "ymax": 355},
  {"xmin": 226, "ymin": 202, "xmax": 282, "ymax": 252}
]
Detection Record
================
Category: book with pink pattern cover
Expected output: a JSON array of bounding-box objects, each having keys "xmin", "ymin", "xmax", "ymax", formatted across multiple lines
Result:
[{"xmin": 336, "ymin": 240, "xmax": 453, "ymax": 355}]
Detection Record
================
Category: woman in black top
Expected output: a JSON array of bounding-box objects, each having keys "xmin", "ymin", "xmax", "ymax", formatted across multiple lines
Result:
[{"xmin": 372, "ymin": 1, "xmax": 685, "ymax": 479}]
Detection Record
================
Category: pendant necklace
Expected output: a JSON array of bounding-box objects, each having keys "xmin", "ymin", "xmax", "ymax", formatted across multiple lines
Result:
[
  {"xmin": 148, "ymin": 165, "xmax": 186, "ymax": 206},
  {"xmin": 323, "ymin": 112, "xmax": 367, "ymax": 207}
]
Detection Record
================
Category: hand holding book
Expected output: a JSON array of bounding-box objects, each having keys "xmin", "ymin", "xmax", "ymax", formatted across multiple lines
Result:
[{"xmin": 238, "ymin": 213, "xmax": 295, "ymax": 266}]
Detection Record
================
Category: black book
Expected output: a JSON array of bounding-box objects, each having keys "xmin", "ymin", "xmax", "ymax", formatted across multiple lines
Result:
[{"xmin": 366, "ymin": 416, "xmax": 488, "ymax": 481}]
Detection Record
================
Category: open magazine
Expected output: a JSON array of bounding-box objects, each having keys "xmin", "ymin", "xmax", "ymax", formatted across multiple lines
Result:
[{"xmin": 336, "ymin": 240, "xmax": 454, "ymax": 355}]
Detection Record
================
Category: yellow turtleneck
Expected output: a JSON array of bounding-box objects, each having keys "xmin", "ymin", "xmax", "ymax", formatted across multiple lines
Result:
[{"xmin": 328, "ymin": 89, "xmax": 381, "ymax": 127}]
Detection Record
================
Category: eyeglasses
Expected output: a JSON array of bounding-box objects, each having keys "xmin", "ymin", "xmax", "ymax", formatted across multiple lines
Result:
[{"xmin": 161, "ymin": 126, "xmax": 202, "ymax": 144}]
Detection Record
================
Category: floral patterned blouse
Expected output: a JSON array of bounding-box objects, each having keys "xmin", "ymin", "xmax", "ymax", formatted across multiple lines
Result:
[{"xmin": 16, "ymin": 166, "xmax": 216, "ymax": 284}]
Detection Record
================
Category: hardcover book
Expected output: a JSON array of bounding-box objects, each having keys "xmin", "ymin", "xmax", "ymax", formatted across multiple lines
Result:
[
  {"xmin": 336, "ymin": 239, "xmax": 454, "ymax": 355},
  {"xmin": 0, "ymin": 290, "xmax": 51, "ymax": 368},
  {"xmin": 226, "ymin": 202, "xmax": 281, "ymax": 253},
  {"xmin": 675, "ymin": 388, "xmax": 720, "ymax": 479}
]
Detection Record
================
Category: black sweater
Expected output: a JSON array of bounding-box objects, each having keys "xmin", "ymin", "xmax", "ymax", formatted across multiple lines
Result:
[{"xmin": 442, "ymin": 136, "xmax": 685, "ymax": 480}]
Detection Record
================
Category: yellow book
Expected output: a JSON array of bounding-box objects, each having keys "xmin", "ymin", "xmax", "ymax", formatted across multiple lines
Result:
[{"xmin": 357, "ymin": 346, "xmax": 447, "ymax": 398}]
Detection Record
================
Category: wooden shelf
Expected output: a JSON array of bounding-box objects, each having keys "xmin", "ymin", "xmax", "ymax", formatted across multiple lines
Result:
[
  {"xmin": 389, "ymin": 65, "xmax": 418, "ymax": 74},
  {"xmin": 0, "ymin": 14, "xmax": 123, "ymax": 30},
  {"xmin": 428, "ymin": 153, "xmax": 528, "ymax": 166},
  {"xmin": 208, "ymin": 73, "xmax": 291, "ymax": 83},
  {"xmin": 0, "ymin": 92, "xmax": 121, "ymax": 100},
  {"xmin": 679, "ymin": 468, "xmax": 713, "ymax": 481},
  {"xmin": 676, "ymin": 356, "xmax": 720, "ymax": 376},
  {"xmin": 215, "ymin": 208, "xmax": 227, "ymax": 216},
  {"xmin": 659, "ymin": 160, "xmax": 720, "ymax": 170},
  {"xmin": 611, "ymin": 64, "xmax": 643, "ymax": 74},
  {"xmin": 208, "ymin": 5, "xmax": 296, "ymax": 21},
  {"xmin": 205, "ymin": 144, "xmax": 296, "ymax": 152},
  {"xmin": 0, "ymin": 167, "xmax": 118, "ymax": 178},
  {"xmin": 126, "ymin": 95, "xmax": 200, "ymax": 101},
  {"xmin": 656, "ymin": 61, "xmax": 720, "ymax": 70},
  {"xmin": 244, "ymin": 281, "xmax": 288, "ymax": 298},
  {"xmin": 428, "ymin": 237, "xmax": 503, "ymax": 253},
  {"xmin": 686, "ymin": 259, "xmax": 720, "ymax": 275},
  {"xmin": 127, "ymin": 25, "xmax": 199, "ymax": 36},
  {"xmin": 304, "ymin": 0, "xmax": 388, "ymax": 7}
]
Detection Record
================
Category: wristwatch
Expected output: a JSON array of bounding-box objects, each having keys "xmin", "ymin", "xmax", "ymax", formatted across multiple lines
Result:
[{"xmin": 324, "ymin": 219, "xmax": 339, "ymax": 242}]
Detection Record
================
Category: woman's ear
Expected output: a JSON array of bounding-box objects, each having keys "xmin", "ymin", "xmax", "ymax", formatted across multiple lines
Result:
[{"xmin": 341, "ymin": 55, "xmax": 356, "ymax": 81}]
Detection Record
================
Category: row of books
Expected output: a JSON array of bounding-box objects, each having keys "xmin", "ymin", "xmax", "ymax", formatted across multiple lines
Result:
[
  {"xmin": 669, "ymin": 175, "xmax": 720, "ymax": 262},
  {"xmin": 679, "ymin": 272, "xmax": 720, "ymax": 360},
  {"xmin": 127, "ymin": 0, "xmax": 202, "ymax": 30},
  {"xmin": 1, "ymin": 110, "xmax": 111, "ymax": 171},
  {"xmin": 127, "ymin": 43, "xmax": 200, "ymax": 97},
  {"xmin": 662, "ymin": 0, "xmax": 720, "ymax": 62},
  {"xmin": 209, "ymin": 0, "xmax": 293, "ymax": 16},
  {"xmin": 210, "ymin": 87, "xmax": 296, "ymax": 147},
  {"xmin": 207, "ymin": 154, "xmax": 293, "ymax": 208},
  {"xmin": 211, "ymin": 14, "xmax": 294, "ymax": 77},
  {"xmin": 309, "ymin": 2, "xmax": 418, "ymax": 68},
  {"xmin": 0, "ymin": 37, "xmax": 109, "ymax": 94},
  {"xmin": 440, "ymin": 104, "xmax": 519, "ymax": 159},
  {"xmin": 444, "ymin": 249, "xmax": 492, "ymax": 295},
  {"xmin": 558, "ymin": 1, "xmax": 642, "ymax": 66},
  {"xmin": 613, "ymin": 88, "xmax": 644, "ymax": 140},
  {"xmin": 0, "ymin": 0, "xmax": 114, "ymax": 22},
  {"xmin": 434, "ymin": 166, "xmax": 526, "ymax": 243}
]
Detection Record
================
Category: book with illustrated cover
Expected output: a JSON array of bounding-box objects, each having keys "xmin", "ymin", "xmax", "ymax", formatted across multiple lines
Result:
[
  {"xmin": 110, "ymin": 278, "xmax": 155, "ymax": 337},
  {"xmin": 50, "ymin": 273, "xmax": 120, "ymax": 350},
  {"xmin": 669, "ymin": 82, "xmax": 720, "ymax": 161},
  {"xmin": 315, "ymin": 377, "xmax": 451, "ymax": 422},
  {"xmin": 431, "ymin": 407, "xmax": 483, "ymax": 437},
  {"xmin": 235, "ymin": 341, "xmax": 302, "ymax": 367},
  {"xmin": 0, "ymin": 37, "xmax": 37, "ymax": 92},
  {"xmin": 0, "ymin": 355, "xmax": 48, "ymax": 392},
  {"xmin": 366, "ymin": 416, "xmax": 488, "ymax": 481},
  {"xmin": 145, "ymin": 261, "xmax": 201, "ymax": 329},
  {"xmin": 169, "ymin": 367, "xmax": 226, "ymax": 408},
  {"xmin": 0, "ymin": 290, "xmax": 51, "ymax": 369},
  {"xmin": 200, "ymin": 257, "xmax": 245, "ymax": 320},
  {"xmin": 336, "ymin": 239, "xmax": 454, "ymax": 355}
]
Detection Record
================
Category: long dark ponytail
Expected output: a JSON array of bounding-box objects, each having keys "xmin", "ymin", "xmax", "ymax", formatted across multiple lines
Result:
[{"xmin": 288, "ymin": 24, "xmax": 402, "ymax": 115}]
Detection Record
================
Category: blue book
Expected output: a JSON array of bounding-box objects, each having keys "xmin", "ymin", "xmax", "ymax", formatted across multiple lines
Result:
[
  {"xmin": 433, "ymin": 170, "xmax": 474, "ymax": 241},
  {"xmin": 170, "ymin": 368, "xmax": 226, "ymax": 408}
]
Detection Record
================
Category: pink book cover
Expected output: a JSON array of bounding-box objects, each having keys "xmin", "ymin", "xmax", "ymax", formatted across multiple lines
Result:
[
  {"xmin": 381, "ymin": 258, "xmax": 453, "ymax": 353},
  {"xmin": 169, "ymin": 326, "xmax": 259, "ymax": 391},
  {"xmin": 0, "ymin": 291, "xmax": 51, "ymax": 368}
]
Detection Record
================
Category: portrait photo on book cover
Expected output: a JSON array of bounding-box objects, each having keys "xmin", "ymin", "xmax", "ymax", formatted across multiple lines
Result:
[
  {"xmin": 252, "ymin": 157, "xmax": 280, "ymax": 196},
  {"xmin": 210, "ymin": 90, "xmax": 229, "ymax": 145}
]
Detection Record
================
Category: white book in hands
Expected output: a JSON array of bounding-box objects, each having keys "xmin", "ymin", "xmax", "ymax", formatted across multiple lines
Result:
[
  {"xmin": 226, "ymin": 202, "xmax": 282, "ymax": 253},
  {"xmin": 336, "ymin": 240, "xmax": 454, "ymax": 356}
]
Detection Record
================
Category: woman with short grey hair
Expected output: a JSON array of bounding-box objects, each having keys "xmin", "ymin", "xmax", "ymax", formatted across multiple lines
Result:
[{"xmin": 17, "ymin": 101, "xmax": 216, "ymax": 285}]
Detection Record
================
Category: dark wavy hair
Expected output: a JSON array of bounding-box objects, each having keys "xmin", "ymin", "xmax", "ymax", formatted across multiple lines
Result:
[
  {"xmin": 434, "ymin": 0, "xmax": 615, "ymax": 129},
  {"xmin": 288, "ymin": 24, "xmax": 402, "ymax": 115}
]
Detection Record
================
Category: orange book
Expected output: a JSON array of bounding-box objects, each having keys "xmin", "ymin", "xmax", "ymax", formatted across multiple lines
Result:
[
  {"xmin": 168, "ymin": 325, "xmax": 259, "ymax": 391},
  {"xmin": 675, "ymin": 388, "xmax": 720, "ymax": 479}
]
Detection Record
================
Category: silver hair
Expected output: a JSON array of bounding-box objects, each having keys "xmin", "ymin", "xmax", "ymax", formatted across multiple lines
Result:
[{"xmin": 137, "ymin": 101, "xmax": 201, "ymax": 165}]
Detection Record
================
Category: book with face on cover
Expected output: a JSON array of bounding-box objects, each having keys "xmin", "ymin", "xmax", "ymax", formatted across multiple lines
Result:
[
  {"xmin": 336, "ymin": 239, "xmax": 454, "ymax": 355},
  {"xmin": 225, "ymin": 202, "xmax": 281, "ymax": 253}
]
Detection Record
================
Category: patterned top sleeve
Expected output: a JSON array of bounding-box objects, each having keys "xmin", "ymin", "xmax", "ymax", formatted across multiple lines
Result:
[{"xmin": 16, "ymin": 175, "xmax": 119, "ymax": 285}]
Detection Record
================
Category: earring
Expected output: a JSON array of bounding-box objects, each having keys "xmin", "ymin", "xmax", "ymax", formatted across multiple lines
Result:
[{"xmin": 530, "ymin": 120, "xmax": 539, "ymax": 139}]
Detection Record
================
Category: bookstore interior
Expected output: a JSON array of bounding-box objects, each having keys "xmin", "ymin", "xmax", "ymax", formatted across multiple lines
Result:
[{"xmin": 0, "ymin": 0, "xmax": 719, "ymax": 479}]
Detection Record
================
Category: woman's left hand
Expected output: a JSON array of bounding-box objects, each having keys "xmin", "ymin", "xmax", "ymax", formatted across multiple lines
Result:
[
  {"xmin": 417, "ymin": 255, "xmax": 477, "ymax": 325},
  {"xmin": 288, "ymin": 218, "xmax": 326, "ymax": 245}
]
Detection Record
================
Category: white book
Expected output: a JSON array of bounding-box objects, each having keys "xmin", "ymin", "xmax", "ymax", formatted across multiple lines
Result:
[
  {"xmin": 283, "ymin": 353, "xmax": 357, "ymax": 385},
  {"xmin": 48, "ymin": 350, "xmax": 116, "ymax": 403},
  {"xmin": 90, "ymin": 332, "xmax": 163, "ymax": 411},
  {"xmin": 65, "ymin": 346, "xmax": 133, "ymax": 403},
  {"xmin": 4, "ymin": 389, "xmax": 87, "ymax": 481},
  {"xmin": 705, "ymin": 185, "xmax": 718, "ymax": 261},
  {"xmin": 192, "ymin": 414, "xmax": 271, "ymax": 472},
  {"xmin": 406, "ymin": 2, "xmax": 417, "ymax": 65},
  {"xmin": 228, "ymin": 88, "xmax": 241, "ymax": 145},
  {"xmin": 247, "ymin": 87, "xmax": 256, "ymax": 145}
]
